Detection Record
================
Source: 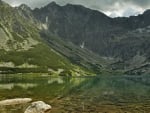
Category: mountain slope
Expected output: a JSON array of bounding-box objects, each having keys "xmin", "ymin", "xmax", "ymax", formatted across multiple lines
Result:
[
  {"xmin": 33, "ymin": 2, "xmax": 121, "ymax": 55},
  {"xmin": 1, "ymin": 1, "xmax": 150, "ymax": 75},
  {"xmin": 32, "ymin": 2, "xmax": 150, "ymax": 74},
  {"xmin": 33, "ymin": 2, "xmax": 150, "ymax": 58},
  {"xmin": 17, "ymin": 2, "xmax": 112, "ymax": 74},
  {"xmin": 0, "ymin": 1, "xmax": 93, "ymax": 76}
]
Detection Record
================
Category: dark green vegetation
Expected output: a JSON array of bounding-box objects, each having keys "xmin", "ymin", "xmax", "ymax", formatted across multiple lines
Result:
[
  {"xmin": 0, "ymin": 44, "xmax": 74, "ymax": 69},
  {"xmin": 0, "ymin": 74, "xmax": 150, "ymax": 113}
]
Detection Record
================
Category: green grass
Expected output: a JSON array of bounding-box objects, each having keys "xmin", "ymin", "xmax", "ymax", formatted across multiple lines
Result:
[{"xmin": 0, "ymin": 44, "xmax": 73, "ymax": 69}]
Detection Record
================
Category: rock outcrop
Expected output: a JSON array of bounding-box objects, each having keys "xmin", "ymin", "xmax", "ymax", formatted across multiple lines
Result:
[{"xmin": 24, "ymin": 101, "xmax": 51, "ymax": 113}]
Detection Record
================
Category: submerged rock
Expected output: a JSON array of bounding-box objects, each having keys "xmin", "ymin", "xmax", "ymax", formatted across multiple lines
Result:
[
  {"xmin": 0, "ymin": 98, "xmax": 32, "ymax": 106},
  {"xmin": 24, "ymin": 101, "xmax": 52, "ymax": 113}
]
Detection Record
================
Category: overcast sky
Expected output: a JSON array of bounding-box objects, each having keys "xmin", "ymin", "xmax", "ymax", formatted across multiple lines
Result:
[{"xmin": 3, "ymin": 0, "xmax": 150, "ymax": 17}]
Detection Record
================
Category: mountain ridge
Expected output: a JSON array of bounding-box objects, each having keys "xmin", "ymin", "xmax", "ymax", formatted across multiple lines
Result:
[
  {"xmin": 0, "ymin": 0, "xmax": 150, "ymax": 75},
  {"xmin": 31, "ymin": 2, "xmax": 150, "ymax": 75}
]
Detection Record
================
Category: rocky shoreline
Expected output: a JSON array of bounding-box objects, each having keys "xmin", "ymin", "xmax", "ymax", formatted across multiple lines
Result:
[{"xmin": 0, "ymin": 98, "xmax": 51, "ymax": 113}]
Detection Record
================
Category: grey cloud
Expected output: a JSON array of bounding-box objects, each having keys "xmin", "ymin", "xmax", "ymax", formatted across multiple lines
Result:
[
  {"xmin": 3, "ymin": 0, "xmax": 55, "ymax": 7},
  {"xmin": 3, "ymin": 0, "xmax": 150, "ymax": 17},
  {"xmin": 127, "ymin": 0, "xmax": 150, "ymax": 8}
]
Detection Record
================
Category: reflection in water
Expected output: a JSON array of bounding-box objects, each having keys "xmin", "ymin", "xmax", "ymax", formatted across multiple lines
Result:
[
  {"xmin": 48, "ymin": 77, "xmax": 64, "ymax": 84},
  {"xmin": 0, "ymin": 83, "xmax": 14, "ymax": 90},
  {"xmin": 0, "ymin": 83, "xmax": 37, "ymax": 90},
  {"xmin": 0, "ymin": 74, "xmax": 150, "ymax": 113}
]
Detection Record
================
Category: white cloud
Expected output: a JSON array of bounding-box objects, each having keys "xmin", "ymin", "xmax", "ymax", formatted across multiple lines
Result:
[
  {"xmin": 105, "ymin": 4, "xmax": 144, "ymax": 17},
  {"xmin": 123, "ymin": 8, "xmax": 143, "ymax": 17}
]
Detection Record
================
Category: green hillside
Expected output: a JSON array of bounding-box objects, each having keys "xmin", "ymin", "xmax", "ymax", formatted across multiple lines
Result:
[{"xmin": 0, "ymin": 1, "xmax": 92, "ymax": 76}]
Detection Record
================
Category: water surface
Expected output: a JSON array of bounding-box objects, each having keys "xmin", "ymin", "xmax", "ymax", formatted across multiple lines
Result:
[{"xmin": 0, "ymin": 74, "xmax": 150, "ymax": 113}]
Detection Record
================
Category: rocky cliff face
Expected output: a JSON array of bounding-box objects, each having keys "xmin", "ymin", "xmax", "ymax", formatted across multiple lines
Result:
[
  {"xmin": 32, "ymin": 2, "xmax": 150, "ymax": 57},
  {"xmin": 33, "ymin": 2, "xmax": 119, "ymax": 55},
  {"xmin": 31, "ymin": 2, "xmax": 150, "ymax": 74}
]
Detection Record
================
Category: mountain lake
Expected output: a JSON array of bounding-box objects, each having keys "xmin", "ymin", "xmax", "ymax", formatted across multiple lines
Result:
[{"xmin": 0, "ymin": 74, "xmax": 150, "ymax": 113}]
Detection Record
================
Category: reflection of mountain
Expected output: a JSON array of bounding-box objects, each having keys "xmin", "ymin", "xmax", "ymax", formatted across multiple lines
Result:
[
  {"xmin": 0, "ymin": 83, "xmax": 37, "ymax": 90},
  {"xmin": 70, "ymin": 76, "xmax": 150, "ymax": 104},
  {"xmin": 0, "ymin": 75, "xmax": 150, "ymax": 112},
  {"xmin": 48, "ymin": 78, "xmax": 64, "ymax": 84}
]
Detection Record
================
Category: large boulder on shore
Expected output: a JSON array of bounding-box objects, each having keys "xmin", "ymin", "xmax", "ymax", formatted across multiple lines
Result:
[
  {"xmin": 0, "ymin": 98, "xmax": 32, "ymax": 106},
  {"xmin": 24, "ymin": 101, "xmax": 51, "ymax": 113}
]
